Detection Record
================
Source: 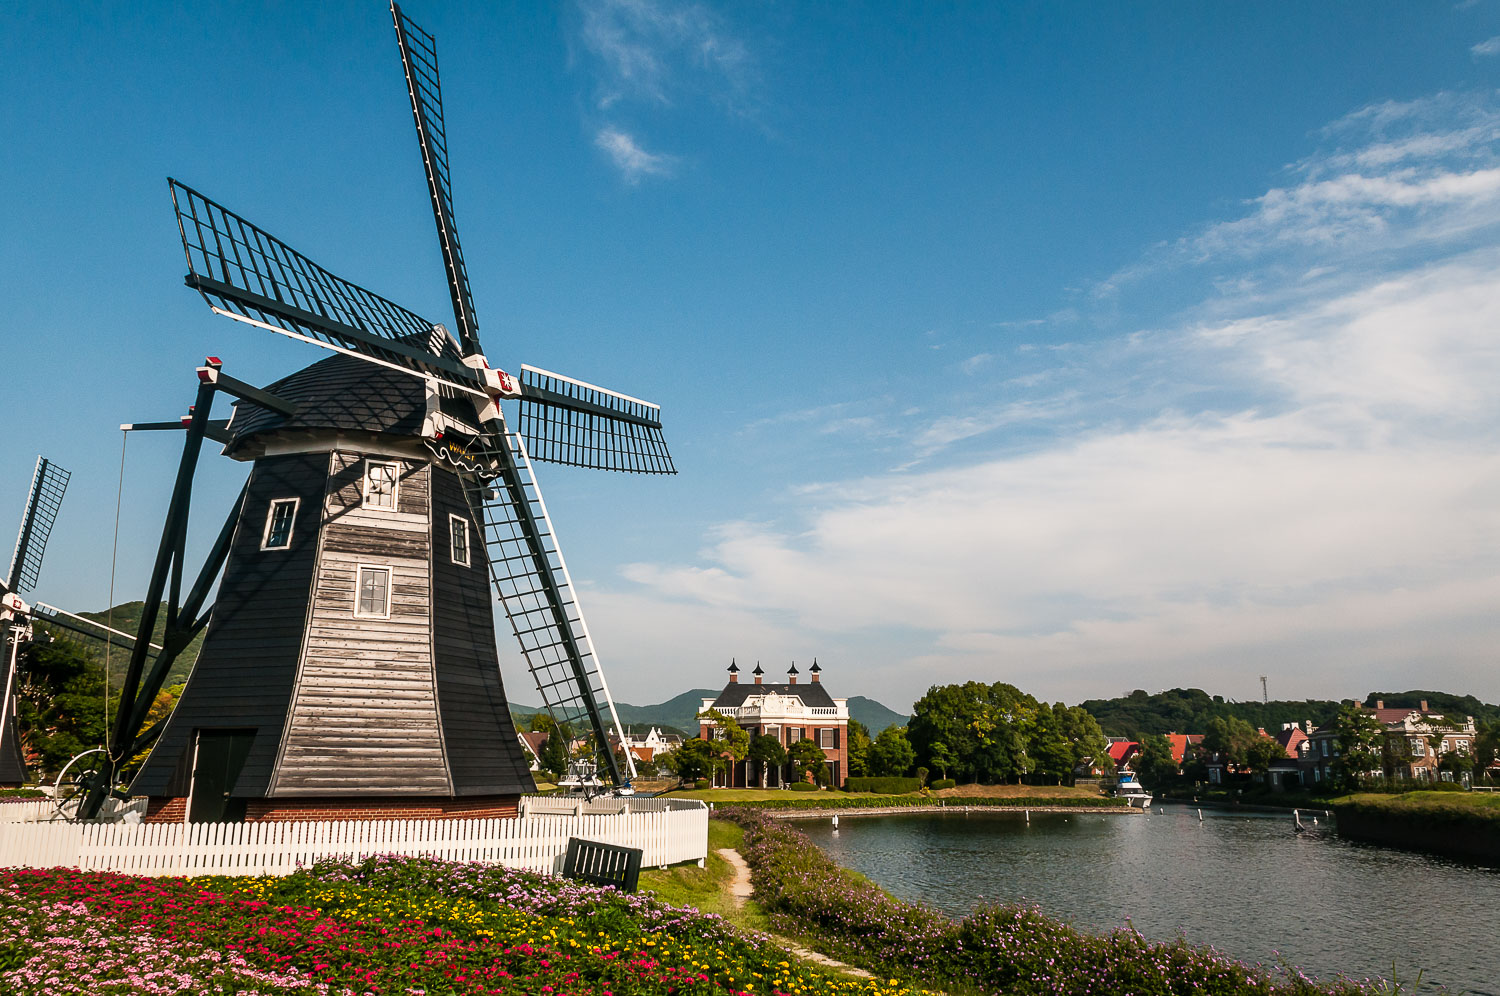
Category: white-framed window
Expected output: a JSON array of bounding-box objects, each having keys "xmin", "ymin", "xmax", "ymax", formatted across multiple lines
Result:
[
  {"xmin": 1457, "ymin": 739, "xmax": 1470, "ymax": 755},
  {"xmin": 355, "ymin": 565, "xmax": 393, "ymax": 618},
  {"xmin": 449, "ymin": 514, "xmax": 471, "ymax": 567},
  {"xmin": 363, "ymin": 461, "xmax": 399, "ymax": 509},
  {"xmin": 819, "ymin": 728, "xmax": 835, "ymax": 749},
  {"xmin": 1320, "ymin": 741, "xmax": 1328, "ymax": 757},
  {"xmin": 787, "ymin": 727, "xmax": 803, "ymax": 743},
  {"xmin": 1441, "ymin": 739, "xmax": 1450, "ymax": 754},
  {"xmin": 1409, "ymin": 738, "xmax": 1425, "ymax": 757},
  {"xmin": 261, "ymin": 498, "xmax": 299, "ymax": 550}
]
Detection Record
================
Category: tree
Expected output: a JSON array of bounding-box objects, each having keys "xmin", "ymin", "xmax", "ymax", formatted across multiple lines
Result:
[
  {"xmin": 927, "ymin": 741, "xmax": 956, "ymax": 782},
  {"xmin": 869, "ymin": 725, "xmax": 915, "ymax": 777},
  {"xmin": 1424, "ymin": 714, "xmax": 1464, "ymax": 784},
  {"xmin": 1332, "ymin": 704, "xmax": 1383, "ymax": 790},
  {"xmin": 1244, "ymin": 735, "xmax": 1286, "ymax": 781},
  {"xmin": 1028, "ymin": 703, "xmax": 1076, "ymax": 785},
  {"xmin": 748, "ymin": 734, "xmax": 787, "ymax": 788},
  {"xmin": 1201, "ymin": 715, "xmax": 1259, "ymax": 767},
  {"xmin": 1135, "ymin": 734, "xmax": 1180, "ymax": 790},
  {"xmin": 667, "ymin": 737, "xmax": 717, "ymax": 783},
  {"xmin": 530, "ymin": 719, "xmax": 568, "ymax": 780},
  {"xmin": 16, "ymin": 636, "xmax": 108, "ymax": 778},
  {"xmin": 907, "ymin": 681, "xmax": 1037, "ymax": 784},
  {"xmin": 787, "ymin": 738, "xmax": 826, "ymax": 784},
  {"xmin": 845, "ymin": 718, "xmax": 872, "ymax": 778}
]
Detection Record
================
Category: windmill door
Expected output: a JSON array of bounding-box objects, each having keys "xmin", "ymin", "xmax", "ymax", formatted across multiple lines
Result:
[{"xmin": 188, "ymin": 730, "xmax": 254, "ymax": 823}]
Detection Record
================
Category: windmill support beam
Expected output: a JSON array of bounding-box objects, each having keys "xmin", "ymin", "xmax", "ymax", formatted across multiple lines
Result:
[{"xmin": 79, "ymin": 372, "xmax": 247, "ymax": 820}]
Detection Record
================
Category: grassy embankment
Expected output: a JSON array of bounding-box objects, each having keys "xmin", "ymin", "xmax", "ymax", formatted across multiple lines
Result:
[
  {"xmin": 638, "ymin": 818, "xmax": 774, "ymax": 934},
  {"xmin": 1332, "ymin": 790, "xmax": 1500, "ymax": 862}
]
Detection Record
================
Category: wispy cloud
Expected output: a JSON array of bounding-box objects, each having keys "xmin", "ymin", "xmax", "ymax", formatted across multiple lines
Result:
[
  {"xmin": 1472, "ymin": 35, "xmax": 1500, "ymax": 56},
  {"xmin": 1095, "ymin": 91, "xmax": 1500, "ymax": 298},
  {"xmin": 574, "ymin": 0, "xmax": 758, "ymax": 180},
  {"xmin": 577, "ymin": 0, "xmax": 753, "ymax": 110},
  {"xmin": 594, "ymin": 127, "xmax": 676, "ymax": 182}
]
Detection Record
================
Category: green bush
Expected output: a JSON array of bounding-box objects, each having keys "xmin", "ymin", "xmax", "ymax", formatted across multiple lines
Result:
[
  {"xmin": 1424, "ymin": 780, "xmax": 1464, "ymax": 792},
  {"xmin": 0, "ymin": 788, "xmax": 47, "ymax": 799},
  {"xmin": 748, "ymin": 794, "xmax": 1127, "ymax": 811},
  {"xmin": 930, "ymin": 778, "xmax": 956, "ymax": 790},
  {"xmin": 844, "ymin": 776, "xmax": 922, "ymax": 794},
  {"xmin": 788, "ymin": 781, "xmax": 818, "ymax": 792},
  {"xmin": 694, "ymin": 778, "xmax": 710, "ymax": 790}
]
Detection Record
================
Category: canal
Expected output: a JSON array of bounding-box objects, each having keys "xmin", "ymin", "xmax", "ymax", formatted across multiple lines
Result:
[{"xmin": 800, "ymin": 803, "xmax": 1499, "ymax": 994}]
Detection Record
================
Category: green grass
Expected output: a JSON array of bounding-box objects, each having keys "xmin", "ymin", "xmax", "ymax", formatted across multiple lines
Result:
[
  {"xmin": 1335, "ymin": 789, "xmax": 1500, "ymax": 819},
  {"xmin": 659, "ymin": 787, "xmax": 847, "ymax": 803},
  {"xmin": 637, "ymin": 819, "xmax": 772, "ymax": 933}
]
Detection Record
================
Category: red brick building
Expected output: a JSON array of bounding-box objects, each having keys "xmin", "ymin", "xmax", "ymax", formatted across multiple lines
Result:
[{"xmin": 700, "ymin": 661, "xmax": 850, "ymax": 788}]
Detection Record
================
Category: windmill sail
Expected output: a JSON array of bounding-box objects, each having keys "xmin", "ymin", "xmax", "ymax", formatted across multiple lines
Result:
[
  {"xmin": 518, "ymin": 367, "xmax": 676, "ymax": 474},
  {"xmin": 463, "ymin": 432, "xmax": 635, "ymax": 784},
  {"xmin": 6, "ymin": 457, "xmax": 70, "ymax": 595},
  {"xmin": 392, "ymin": 2, "xmax": 480, "ymax": 354},
  {"xmin": 169, "ymin": 180, "xmax": 483, "ymax": 397}
]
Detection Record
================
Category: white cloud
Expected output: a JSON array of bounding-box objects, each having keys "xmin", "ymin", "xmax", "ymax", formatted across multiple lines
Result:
[
  {"xmin": 592, "ymin": 92, "xmax": 1500, "ymax": 706},
  {"xmin": 594, "ymin": 127, "xmax": 676, "ymax": 182},
  {"xmin": 1471, "ymin": 35, "xmax": 1500, "ymax": 57}
]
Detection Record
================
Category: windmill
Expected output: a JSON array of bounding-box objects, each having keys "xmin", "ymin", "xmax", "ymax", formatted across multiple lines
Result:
[
  {"xmin": 108, "ymin": 3, "xmax": 673, "ymax": 822},
  {"xmin": 1, "ymin": 457, "xmax": 71, "ymax": 786}
]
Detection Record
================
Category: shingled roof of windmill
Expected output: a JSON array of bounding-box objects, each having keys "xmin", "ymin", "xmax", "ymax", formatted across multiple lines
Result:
[{"xmin": 224, "ymin": 352, "xmax": 482, "ymax": 457}]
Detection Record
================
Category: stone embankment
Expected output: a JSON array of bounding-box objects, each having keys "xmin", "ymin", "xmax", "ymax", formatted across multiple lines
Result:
[{"xmin": 768, "ymin": 804, "xmax": 1139, "ymax": 819}]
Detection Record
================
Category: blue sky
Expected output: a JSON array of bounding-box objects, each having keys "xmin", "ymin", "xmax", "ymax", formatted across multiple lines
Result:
[{"xmin": 5, "ymin": 1, "xmax": 1500, "ymax": 712}]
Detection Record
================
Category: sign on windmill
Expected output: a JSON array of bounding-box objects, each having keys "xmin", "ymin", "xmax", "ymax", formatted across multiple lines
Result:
[{"xmin": 80, "ymin": 3, "xmax": 675, "ymax": 824}]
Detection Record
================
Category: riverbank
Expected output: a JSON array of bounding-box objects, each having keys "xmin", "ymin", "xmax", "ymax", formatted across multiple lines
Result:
[
  {"xmin": 771, "ymin": 804, "xmax": 1137, "ymax": 820},
  {"xmin": 1332, "ymin": 790, "xmax": 1500, "ymax": 864}
]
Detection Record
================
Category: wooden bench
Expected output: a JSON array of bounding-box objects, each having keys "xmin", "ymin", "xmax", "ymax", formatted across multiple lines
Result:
[{"xmin": 561, "ymin": 836, "xmax": 643, "ymax": 893}]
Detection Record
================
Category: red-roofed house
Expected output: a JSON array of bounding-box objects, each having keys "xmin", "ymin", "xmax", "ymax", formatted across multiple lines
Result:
[
  {"xmin": 1165, "ymin": 733, "xmax": 1204, "ymax": 764},
  {"xmin": 1106, "ymin": 740, "xmax": 1140, "ymax": 769}
]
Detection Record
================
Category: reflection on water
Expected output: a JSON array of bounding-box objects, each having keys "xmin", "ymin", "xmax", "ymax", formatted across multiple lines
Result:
[{"xmin": 802, "ymin": 804, "xmax": 1500, "ymax": 994}]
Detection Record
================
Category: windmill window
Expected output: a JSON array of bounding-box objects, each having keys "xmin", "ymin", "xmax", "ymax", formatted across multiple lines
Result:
[
  {"xmin": 261, "ymin": 498, "xmax": 299, "ymax": 550},
  {"xmin": 449, "ymin": 514, "xmax": 471, "ymax": 567},
  {"xmin": 363, "ymin": 461, "xmax": 399, "ymax": 509},
  {"xmin": 355, "ymin": 565, "xmax": 393, "ymax": 618}
]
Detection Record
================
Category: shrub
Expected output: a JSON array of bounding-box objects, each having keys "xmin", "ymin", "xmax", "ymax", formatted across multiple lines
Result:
[
  {"xmin": 0, "ymin": 788, "xmax": 46, "ymax": 799},
  {"xmin": 844, "ymin": 776, "xmax": 922, "ymax": 794},
  {"xmin": 789, "ymin": 781, "xmax": 818, "ymax": 792},
  {"xmin": 694, "ymin": 778, "xmax": 710, "ymax": 790},
  {"xmin": 930, "ymin": 778, "xmax": 957, "ymax": 790}
]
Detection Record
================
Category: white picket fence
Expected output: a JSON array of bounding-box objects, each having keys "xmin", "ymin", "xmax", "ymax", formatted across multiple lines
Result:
[
  {"xmin": 0, "ymin": 798, "xmax": 708, "ymax": 878},
  {"xmin": 0, "ymin": 797, "xmax": 148, "ymax": 824}
]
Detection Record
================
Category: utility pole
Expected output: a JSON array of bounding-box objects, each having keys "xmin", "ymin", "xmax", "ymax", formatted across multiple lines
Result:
[{"xmin": 1260, "ymin": 675, "xmax": 1268, "ymax": 704}]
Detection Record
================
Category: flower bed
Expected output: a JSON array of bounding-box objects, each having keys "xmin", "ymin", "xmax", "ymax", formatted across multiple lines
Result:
[
  {"xmin": 722, "ymin": 808, "xmax": 1389, "ymax": 996},
  {"xmin": 0, "ymin": 856, "xmax": 933, "ymax": 995}
]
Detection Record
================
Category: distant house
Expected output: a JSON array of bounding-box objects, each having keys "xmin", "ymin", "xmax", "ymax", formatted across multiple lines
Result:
[
  {"xmin": 1106, "ymin": 739, "xmax": 1140, "ymax": 770},
  {"xmin": 1305, "ymin": 700, "xmax": 1477, "ymax": 787},
  {"xmin": 700, "ymin": 660, "xmax": 850, "ymax": 788},
  {"xmin": 1165, "ymin": 733, "xmax": 1204, "ymax": 764},
  {"xmin": 610, "ymin": 727, "xmax": 681, "ymax": 764},
  {"xmin": 518, "ymin": 730, "xmax": 548, "ymax": 772}
]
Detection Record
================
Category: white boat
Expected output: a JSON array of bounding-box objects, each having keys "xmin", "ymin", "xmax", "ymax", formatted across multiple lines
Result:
[{"xmin": 1110, "ymin": 772, "xmax": 1153, "ymax": 809}]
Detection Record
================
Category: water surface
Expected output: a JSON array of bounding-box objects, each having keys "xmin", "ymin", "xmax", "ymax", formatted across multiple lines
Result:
[{"xmin": 801, "ymin": 804, "xmax": 1499, "ymax": 994}]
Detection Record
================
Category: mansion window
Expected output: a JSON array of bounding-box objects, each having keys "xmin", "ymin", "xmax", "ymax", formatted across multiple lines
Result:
[
  {"xmin": 355, "ymin": 565, "xmax": 393, "ymax": 618},
  {"xmin": 786, "ymin": 727, "xmax": 803, "ymax": 743},
  {"xmin": 819, "ymin": 728, "xmax": 836, "ymax": 749},
  {"xmin": 1409, "ymin": 738, "xmax": 1425, "ymax": 757},
  {"xmin": 364, "ymin": 461, "xmax": 399, "ymax": 509},
  {"xmin": 261, "ymin": 498, "xmax": 298, "ymax": 550}
]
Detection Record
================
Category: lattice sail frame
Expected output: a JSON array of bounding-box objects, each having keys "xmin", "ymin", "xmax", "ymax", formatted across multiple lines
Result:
[
  {"xmin": 7, "ymin": 457, "xmax": 70, "ymax": 594},
  {"xmin": 519, "ymin": 366, "xmax": 676, "ymax": 475},
  {"xmin": 463, "ymin": 433, "xmax": 637, "ymax": 782},
  {"xmin": 392, "ymin": 2, "xmax": 480, "ymax": 354},
  {"xmin": 169, "ymin": 180, "xmax": 484, "ymax": 399}
]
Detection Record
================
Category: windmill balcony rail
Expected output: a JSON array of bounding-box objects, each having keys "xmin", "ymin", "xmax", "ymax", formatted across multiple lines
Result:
[{"xmin": 0, "ymin": 796, "xmax": 708, "ymax": 878}]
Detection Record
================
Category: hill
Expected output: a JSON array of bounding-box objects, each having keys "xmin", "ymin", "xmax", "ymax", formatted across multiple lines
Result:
[
  {"xmin": 1080, "ymin": 686, "xmax": 1499, "ymax": 739},
  {"xmin": 847, "ymin": 695, "xmax": 909, "ymax": 732},
  {"xmin": 39, "ymin": 602, "xmax": 205, "ymax": 687}
]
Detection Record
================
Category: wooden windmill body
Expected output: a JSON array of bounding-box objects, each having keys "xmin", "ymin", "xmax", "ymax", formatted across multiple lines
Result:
[{"xmin": 134, "ymin": 356, "xmax": 534, "ymax": 821}]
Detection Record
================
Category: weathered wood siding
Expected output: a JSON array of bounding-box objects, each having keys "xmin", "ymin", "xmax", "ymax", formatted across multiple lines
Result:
[
  {"xmin": 430, "ymin": 467, "xmax": 536, "ymax": 796},
  {"xmin": 270, "ymin": 454, "xmax": 451, "ymax": 796},
  {"xmin": 131, "ymin": 453, "xmax": 327, "ymax": 798}
]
